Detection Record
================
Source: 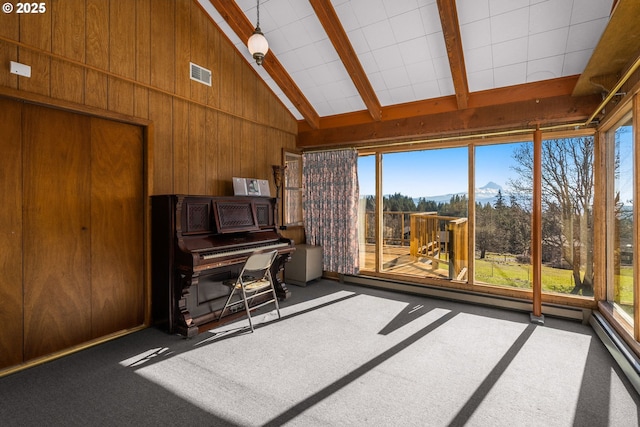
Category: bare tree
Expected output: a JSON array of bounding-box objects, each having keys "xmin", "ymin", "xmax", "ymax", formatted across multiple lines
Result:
[{"xmin": 510, "ymin": 137, "xmax": 594, "ymax": 295}]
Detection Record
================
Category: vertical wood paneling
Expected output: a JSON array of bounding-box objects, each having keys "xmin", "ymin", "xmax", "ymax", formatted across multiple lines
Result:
[
  {"xmin": 149, "ymin": 91, "xmax": 174, "ymax": 194},
  {"xmin": 218, "ymin": 41, "xmax": 235, "ymax": 114},
  {"xmin": 189, "ymin": 1, "xmax": 209, "ymax": 105},
  {"xmin": 175, "ymin": 0, "xmax": 191, "ymax": 98},
  {"xmin": 205, "ymin": 109, "xmax": 219, "ymax": 193},
  {"xmin": 206, "ymin": 12, "xmax": 220, "ymax": 109},
  {"xmin": 90, "ymin": 117, "xmax": 144, "ymax": 337},
  {"xmin": 50, "ymin": 0, "xmax": 85, "ymax": 102},
  {"xmin": 150, "ymin": 0, "xmax": 175, "ymax": 93},
  {"xmin": 242, "ymin": 66, "xmax": 256, "ymax": 120},
  {"xmin": 172, "ymin": 98, "xmax": 190, "ymax": 193},
  {"xmin": 217, "ymin": 113, "xmax": 234, "ymax": 195},
  {"xmin": 85, "ymin": 0, "xmax": 109, "ymax": 68},
  {"xmin": 23, "ymin": 104, "xmax": 92, "ymax": 360},
  {"xmin": 85, "ymin": 0, "xmax": 109, "ymax": 108},
  {"xmin": 0, "ymin": 2, "xmax": 19, "ymax": 90},
  {"xmin": 0, "ymin": 98, "xmax": 23, "ymax": 369},
  {"xmin": 189, "ymin": 104, "xmax": 207, "ymax": 194},
  {"xmin": 135, "ymin": 0, "xmax": 151, "ymax": 119},
  {"xmin": 240, "ymin": 121, "xmax": 256, "ymax": 177},
  {"xmin": 108, "ymin": 0, "xmax": 136, "ymax": 114}
]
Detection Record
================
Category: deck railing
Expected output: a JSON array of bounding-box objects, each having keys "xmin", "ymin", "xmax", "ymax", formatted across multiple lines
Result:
[
  {"xmin": 362, "ymin": 210, "xmax": 469, "ymax": 280},
  {"xmin": 409, "ymin": 212, "xmax": 468, "ymax": 280}
]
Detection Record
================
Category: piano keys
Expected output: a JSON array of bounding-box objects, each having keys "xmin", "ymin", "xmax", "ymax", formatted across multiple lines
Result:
[{"xmin": 151, "ymin": 194, "xmax": 295, "ymax": 337}]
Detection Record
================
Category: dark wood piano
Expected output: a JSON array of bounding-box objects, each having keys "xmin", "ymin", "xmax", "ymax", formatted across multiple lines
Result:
[{"xmin": 151, "ymin": 194, "xmax": 295, "ymax": 337}]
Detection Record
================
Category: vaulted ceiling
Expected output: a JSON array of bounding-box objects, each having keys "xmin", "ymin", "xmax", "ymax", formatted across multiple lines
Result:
[{"xmin": 198, "ymin": 0, "xmax": 636, "ymax": 148}]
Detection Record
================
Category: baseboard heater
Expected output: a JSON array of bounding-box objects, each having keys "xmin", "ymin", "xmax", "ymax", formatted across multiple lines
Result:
[
  {"xmin": 590, "ymin": 312, "xmax": 640, "ymax": 395},
  {"xmin": 343, "ymin": 274, "xmax": 589, "ymax": 322}
]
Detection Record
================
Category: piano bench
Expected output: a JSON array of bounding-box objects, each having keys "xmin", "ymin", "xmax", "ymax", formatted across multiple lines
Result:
[{"xmin": 286, "ymin": 244, "xmax": 323, "ymax": 286}]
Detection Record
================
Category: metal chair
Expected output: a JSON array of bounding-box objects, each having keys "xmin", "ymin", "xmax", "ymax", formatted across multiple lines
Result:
[{"xmin": 218, "ymin": 249, "xmax": 281, "ymax": 332}]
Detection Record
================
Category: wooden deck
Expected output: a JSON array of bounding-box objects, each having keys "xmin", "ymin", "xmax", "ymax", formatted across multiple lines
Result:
[{"xmin": 361, "ymin": 244, "xmax": 450, "ymax": 278}]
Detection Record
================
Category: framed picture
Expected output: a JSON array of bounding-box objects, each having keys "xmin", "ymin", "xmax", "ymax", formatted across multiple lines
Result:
[{"xmin": 246, "ymin": 178, "xmax": 261, "ymax": 196}]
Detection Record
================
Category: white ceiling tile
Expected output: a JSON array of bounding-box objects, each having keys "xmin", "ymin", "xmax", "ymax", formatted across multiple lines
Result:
[
  {"xmin": 493, "ymin": 62, "xmax": 527, "ymax": 87},
  {"xmin": 527, "ymin": 27, "xmax": 569, "ymax": 60},
  {"xmin": 432, "ymin": 56, "xmax": 452, "ymax": 80},
  {"xmin": 263, "ymin": 0, "xmax": 298, "ymax": 29},
  {"xmin": 347, "ymin": 29, "xmax": 371, "ymax": 54},
  {"xmin": 263, "ymin": 28, "xmax": 294, "ymax": 54},
  {"xmin": 571, "ymin": 0, "xmax": 614, "ymax": 25},
  {"xmin": 405, "ymin": 61, "xmax": 437, "ymax": 84},
  {"xmin": 314, "ymin": 39, "xmax": 341, "ymax": 63},
  {"xmin": 307, "ymin": 63, "xmax": 342, "ymax": 86},
  {"xmin": 456, "ymin": 0, "xmax": 490, "ymax": 25},
  {"xmin": 359, "ymin": 52, "xmax": 380, "ymax": 74},
  {"xmin": 323, "ymin": 79, "xmax": 359, "ymax": 100},
  {"xmin": 277, "ymin": 50, "xmax": 305, "ymax": 74},
  {"xmin": 377, "ymin": 89, "xmax": 394, "ymax": 106},
  {"xmin": 420, "ymin": 3, "xmax": 444, "ymax": 34},
  {"xmin": 427, "ymin": 33, "xmax": 448, "ymax": 59},
  {"xmin": 390, "ymin": 11, "xmax": 426, "ymax": 43},
  {"xmin": 398, "ymin": 37, "xmax": 432, "ymax": 65},
  {"xmin": 460, "ymin": 19, "xmax": 492, "ymax": 50},
  {"xmin": 368, "ymin": 72, "xmax": 388, "ymax": 91},
  {"xmin": 380, "ymin": 66, "xmax": 411, "ymax": 90},
  {"xmin": 294, "ymin": 46, "xmax": 326, "ymax": 70},
  {"xmin": 413, "ymin": 79, "xmax": 442, "ymax": 99},
  {"xmin": 562, "ymin": 49, "xmax": 593, "ymax": 75},
  {"xmin": 489, "ymin": 0, "xmax": 529, "ymax": 16},
  {"xmin": 492, "ymin": 37, "xmax": 527, "ymax": 68},
  {"xmin": 373, "ymin": 45, "xmax": 404, "ymax": 72},
  {"xmin": 566, "ymin": 18, "xmax": 608, "ymax": 52},
  {"xmin": 346, "ymin": 95, "xmax": 367, "ymax": 111},
  {"xmin": 437, "ymin": 77, "xmax": 455, "ymax": 95},
  {"xmin": 351, "ymin": 0, "xmax": 387, "ymax": 26},
  {"xmin": 287, "ymin": 0, "xmax": 315, "ymax": 19},
  {"xmin": 467, "ymin": 69, "xmax": 494, "ymax": 92},
  {"xmin": 281, "ymin": 20, "xmax": 314, "ymax": 50},
  {"xmin": 465, "ymin": 45, "xmax": 493, "ymax": 73},
  {"xmin": 300, "ymin": 14, "xmax": 327, "ymax": 43},
  {"xmin": 390, "ymin": 85, "xmax": 416, "ymax": 104},
  {"xmin": 490, "ymin": 8, "xmax": 529, "ymax": 44},
  {"xmin": 527, "ymin": 55, "xmax": 565, "ymax": 82},
  {"xmin": 383, "ymin": 0, "xmax": 420, "ymax": 18},
  {"xmin": 529, "ymin": 0, "xmax": 572, "ymax": 34},
  {"xmin": 332, "ymin": 1, "xmax": 360, "ymax": 32},
  {"xmin": 361, "ymin": 20, "xmax": 396, "ymax": 51}
]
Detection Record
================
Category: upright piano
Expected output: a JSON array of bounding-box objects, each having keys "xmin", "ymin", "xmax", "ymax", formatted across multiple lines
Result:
[{"xmin": 151, "ymin": 194, "xmax": 295, "ymax": 337}]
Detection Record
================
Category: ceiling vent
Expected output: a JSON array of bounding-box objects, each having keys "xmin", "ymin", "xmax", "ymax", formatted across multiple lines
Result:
[{"xmin": 190, "ymin": 62, "xmax": 212, "ymax": 86}]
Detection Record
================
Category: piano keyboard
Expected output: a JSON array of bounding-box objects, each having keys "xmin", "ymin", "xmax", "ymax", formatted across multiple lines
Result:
[{"xmin": 201, "ymin": 241, "xmax": 289, "ymax": 260}]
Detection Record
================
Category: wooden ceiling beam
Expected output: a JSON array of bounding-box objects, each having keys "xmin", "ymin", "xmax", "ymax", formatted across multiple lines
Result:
[
  {"xmin": 298, "ymin": 75, "xmax": 581, "ymax": 132},
  {"xmin": 309, "ymin": 0, "xmax": 382, "ymax": 121},
  {"xmin": 437, "ymin": 0, "xmax": 469, "ymax": 110},
  {"xmin": 209, "ymin": 0, "xmax": 320, "ymax": 129},
  {"xmin": 297, "ymin": 93, "xmax": 601, "ymax": 148}
]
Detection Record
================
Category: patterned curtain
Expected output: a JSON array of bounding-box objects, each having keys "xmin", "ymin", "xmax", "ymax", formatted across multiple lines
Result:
[{"xmin": 303, "ymin": 149, "xmax": 359, "ymax": 275}]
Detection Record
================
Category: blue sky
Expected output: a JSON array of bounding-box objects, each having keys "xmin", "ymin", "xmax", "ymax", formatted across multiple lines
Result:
[{"xmin": 358, "ymin": 143, "xmax": 524, "ymax": 198}]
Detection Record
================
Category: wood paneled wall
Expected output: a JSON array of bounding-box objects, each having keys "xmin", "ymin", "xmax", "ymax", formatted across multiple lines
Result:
[{"xmin": 0, "ymin": 0, "xmax": 298, "ymax": 197}]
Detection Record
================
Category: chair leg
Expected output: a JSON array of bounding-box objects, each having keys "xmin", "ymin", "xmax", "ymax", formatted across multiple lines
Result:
[
  {"xmin": 241, "ymin": 285, "xmax": 255, "ymax": 332},
  {"xmin": 218, "ymin": 285, "xmax": 238, "ymax": 321}
]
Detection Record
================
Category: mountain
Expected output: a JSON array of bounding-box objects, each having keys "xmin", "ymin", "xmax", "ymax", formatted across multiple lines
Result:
[{"xmin": 409, "ymin": 182, "xmax": 504, "ymax": 205}]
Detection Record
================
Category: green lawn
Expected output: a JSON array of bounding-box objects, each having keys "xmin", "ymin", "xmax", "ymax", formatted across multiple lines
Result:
[{"xmin": 475, "ymin": 255, "xmax": 634, "ymax": 306}]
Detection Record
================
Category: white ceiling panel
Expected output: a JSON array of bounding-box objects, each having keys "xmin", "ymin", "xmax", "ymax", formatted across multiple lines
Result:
[{"xmin": 200, "ymin": 0, "xmax": 613, "ymax": 122}]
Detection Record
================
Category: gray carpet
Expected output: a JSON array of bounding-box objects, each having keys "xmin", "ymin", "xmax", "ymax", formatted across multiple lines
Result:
[{"xmin": 1, "ymin": 280, "xmax": 639, "ymax": 426}]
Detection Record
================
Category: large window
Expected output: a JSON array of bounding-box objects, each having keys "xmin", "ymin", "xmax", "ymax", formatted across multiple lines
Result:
[
  {"xmin": 358, "ymin": 148, "xmax": 468, "ymax": 281},
  {"xmin": 607, "ymin": 112, "xmax": 634, "ymax": 325},
  {"xmin": 539, "ymin": 136, "xmax": 595, "ymax": 296},
  {"xmin": 474, "ymin": 142, "xmax": 532, "ymax": 289}
]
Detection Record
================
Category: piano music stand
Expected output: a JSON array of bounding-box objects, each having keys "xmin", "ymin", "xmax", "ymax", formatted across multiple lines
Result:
[{"xmin": 218, "ymin": 249, "xmax": 281, "ymax": 332}]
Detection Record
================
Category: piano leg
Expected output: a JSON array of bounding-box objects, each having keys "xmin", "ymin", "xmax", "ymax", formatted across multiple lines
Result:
[
  {"xmin": 272, "ymin": 253, "xmax": 291, "ymax": 300},
  {"xmin": 175, "ymin": 272, "xmax": 200, "ymax": 338}
]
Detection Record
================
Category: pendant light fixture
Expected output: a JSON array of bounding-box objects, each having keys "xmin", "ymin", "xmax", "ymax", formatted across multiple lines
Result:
[{"xmin": 247, "ymin": 0, "xmax": 269, "ymax": 66}]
